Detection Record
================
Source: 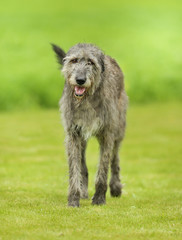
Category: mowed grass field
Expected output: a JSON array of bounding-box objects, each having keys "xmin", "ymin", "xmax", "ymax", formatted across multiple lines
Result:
[
  {"xmin": 0, "ymin": 0, "xmax": 182, "ymax": 110},
  {"xmin": 0, "ymin": 103, "xmax": 181, "ymax": 240}
]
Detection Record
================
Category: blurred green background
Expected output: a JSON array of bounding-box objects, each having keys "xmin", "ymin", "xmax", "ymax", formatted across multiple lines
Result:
[{"xmin": 0, "ymin": 0, "xmax": 182, "ymax": 111}]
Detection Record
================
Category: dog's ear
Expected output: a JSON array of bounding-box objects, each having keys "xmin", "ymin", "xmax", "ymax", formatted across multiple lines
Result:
[
  {"xmin": 51, "ymin": 43, "xmax": 66, "ymax": 65},
  {"xmin": 100, "ymin": 54, "xmax": 105, "ymax": 73}
]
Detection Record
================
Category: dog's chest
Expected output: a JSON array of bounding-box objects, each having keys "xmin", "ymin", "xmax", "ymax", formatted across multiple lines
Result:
[{"xmin": 72, "ymin": 102, "xmax": 102, "ymax": 139}]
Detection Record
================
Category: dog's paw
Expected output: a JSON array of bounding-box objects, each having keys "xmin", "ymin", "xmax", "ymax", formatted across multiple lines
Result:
[
  {"xmin": 80, "ymin": 193, "xmax": 89, "ymax": 199},
  {"xmin": 110, "ymin": 182, "xmax": 122, "ymax": 197},
  {"xmin": 68, "ymin": 192, "xmax": 80, "ymax": 207},
  {"xmin": 92, "ymin": 194, "xmax": 106, "ymax": 205},
  {"xmin": 68, "ymin": 200, "xmax": 80, "ymax": 207}
]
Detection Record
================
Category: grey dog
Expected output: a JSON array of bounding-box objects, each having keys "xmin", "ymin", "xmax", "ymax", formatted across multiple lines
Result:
[{"xmin": 52, "ymin": 43, "xmax": 128, "ymax": 207}]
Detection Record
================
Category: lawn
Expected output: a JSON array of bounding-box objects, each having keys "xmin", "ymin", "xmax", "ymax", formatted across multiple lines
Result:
[{"xmin": 0, "ymin": 102, "xmax": 181, "ymax": 240}]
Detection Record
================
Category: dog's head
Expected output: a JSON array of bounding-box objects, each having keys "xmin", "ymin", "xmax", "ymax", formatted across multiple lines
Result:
[{"xmin": 52, "ymin": 43, "xmax": 105, "ymax": 99}]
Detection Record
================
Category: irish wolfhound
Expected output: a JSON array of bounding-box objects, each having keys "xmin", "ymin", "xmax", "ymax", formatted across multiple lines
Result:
[{"xmin": 52, "ymin": 43, "xmax": 128, "ymax": 207}]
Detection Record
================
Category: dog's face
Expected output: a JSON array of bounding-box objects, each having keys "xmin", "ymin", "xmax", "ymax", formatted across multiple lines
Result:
[{"xmin": 52, "ymin": 43, "xmax": 105, "ymax": 99}]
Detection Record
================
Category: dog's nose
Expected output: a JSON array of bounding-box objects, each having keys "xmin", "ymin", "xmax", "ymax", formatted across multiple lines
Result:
[{"xmin": 76, "ymin": 78, "xmax": 86, "ymax": 85}]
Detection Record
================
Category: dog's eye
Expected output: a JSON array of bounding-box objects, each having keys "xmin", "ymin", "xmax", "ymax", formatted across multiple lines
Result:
[
  {"xmin": 70, "ymin": 58, "xmax": 78, "ymax": 64},
  {"xmin": 87, "ymin": 60, "xmax": 94, "ymax": 66}
]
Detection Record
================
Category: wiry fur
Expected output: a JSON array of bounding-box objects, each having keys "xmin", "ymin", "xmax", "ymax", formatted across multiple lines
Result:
[{"xmin": 52, "ymin": 43, "xmax": 128, "ymax": 207}]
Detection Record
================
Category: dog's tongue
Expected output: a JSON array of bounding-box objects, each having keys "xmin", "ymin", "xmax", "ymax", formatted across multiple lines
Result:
[{"xmin": 75, "ymin": 86, "xmax": 86, "ymax": 95}]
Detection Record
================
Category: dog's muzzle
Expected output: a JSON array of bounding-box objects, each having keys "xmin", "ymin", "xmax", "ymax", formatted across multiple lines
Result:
[
  {"xmin": 74, "ymin": 77, "xmax": 87, "ymax": 98},
  {"xmin": 76, "ymin": 78, "xmax": 86, "ymax": 86}
]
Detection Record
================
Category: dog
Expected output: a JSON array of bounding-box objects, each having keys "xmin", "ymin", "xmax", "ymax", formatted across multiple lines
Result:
[{"xmin": 52, "ymin": 43, "xmax": 128, "ymax": 207}]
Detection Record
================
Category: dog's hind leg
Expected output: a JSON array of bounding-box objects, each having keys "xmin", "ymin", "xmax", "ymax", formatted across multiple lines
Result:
[
  {"xmin": 92, "ymin": 134, "xmax": 114, "ymax": 205},
  {"xmin": 80, "ymin": 140, "xmax": 88, "ymax": 199},
  {"xmin": 109, "ymin": 140, "xmax": 123, "ymax": 197}
]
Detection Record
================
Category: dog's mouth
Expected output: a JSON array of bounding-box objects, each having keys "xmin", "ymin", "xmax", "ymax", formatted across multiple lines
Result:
[{"xmin": 74, "ymin": 86, "xmax": 86, "ymax": 98}]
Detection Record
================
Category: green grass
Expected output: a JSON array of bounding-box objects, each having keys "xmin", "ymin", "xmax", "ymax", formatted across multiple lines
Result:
[
  {"xmin": 0, "ymin": 103, "xmax": 182, "ymax": 239},
  {"xmin": 0, "ymin": 0, "xmax": 182, "ymax": 110}
]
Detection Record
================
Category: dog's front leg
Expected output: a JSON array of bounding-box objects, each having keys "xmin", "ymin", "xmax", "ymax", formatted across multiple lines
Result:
[
  {"xmin": 80, "ymin": 140, "xmax": 88, "ymax": 199},
  {"xmin": 92, "ymin": 134, "xmax": 114, "ymax": 205},
  {"xmin": 66, "ymin": 133, "xmax": 82, "ymax": 207}
]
